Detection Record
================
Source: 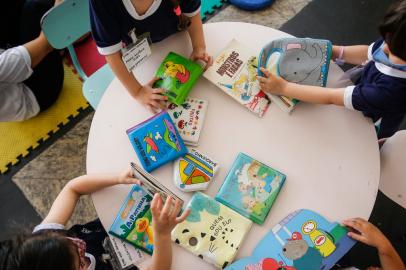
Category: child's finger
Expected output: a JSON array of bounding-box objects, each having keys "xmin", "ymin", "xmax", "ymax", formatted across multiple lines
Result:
[
  {"xmin": 170, "ymin": 199, "xmax": 182, "ymax": 220},
  {"xmin": 150, "ymin": 194, "xmax": 162, "ymax": 219},
  {"xmin": 161, "ymin": 195, "xmax": 172, "ymax": 217},
  {"xmin": 260, "ymin": 67, "xmax": 271, "ymax": 77},
  {"xmin": 175, "ymin": 208, "xmax": 191, "ymax": 223},
  {"xmin": 148, "ymin": 76, "xmax": 161, "ymax": 85},
  {"xmin": 206, "ymin": 56, "xmax": 213, "ymax": 68},
  {"xmin": 347, "ymin": 231, "xmax": 366, "ymax": 243},
  {"xmin": 152, "ymin": 88, "xmax": 166, "ymax": 94},
  {"xmin": 257, "ymin": 76, "xmax": 268, "ymax": 83},
  {"xmin": 152, "ymin": 93, "xmax": 168, "ymax": 101},
  {"xmin": 343, "ymin": 218, "xmax": 363, "ymax": 232}
]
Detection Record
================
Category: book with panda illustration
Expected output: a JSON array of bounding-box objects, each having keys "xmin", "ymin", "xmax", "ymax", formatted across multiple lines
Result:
[
  {"xmin": 203, "ymin": 39, "xmax": 270, "ymax": 117},
  {"xmin": 167, "ymin": 97, "xmax": 208, "ymax": 146},
  {"xmin": 172, "ymin": 192, "xmax": 253, "ymax": 269},
  {"xmin": 126, "ymin": 111, "xmax": 188, "ymax": 172},
  {"xmin": 216, "ymin": 153, "xmax": 286, "ymax": 225},
  {"xmin": 225, "ymin": 209, "xmax": 356, "ymax": 270},
  {"xmin": 258, "ymin": 38, "xmax": 332, "ymax": 113},
  {"xmin": 154, "ymin": 52, "xmax": 204, "ymax": 105},
  {"xmin": 109, "ymin": 185, "xmax": 154, "ymax": 255}
]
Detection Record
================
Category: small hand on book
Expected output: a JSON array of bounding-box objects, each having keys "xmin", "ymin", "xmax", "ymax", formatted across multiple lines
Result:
[{"xmin": 136, "ymin": 77, "xmax": 168, "ymax": 114}]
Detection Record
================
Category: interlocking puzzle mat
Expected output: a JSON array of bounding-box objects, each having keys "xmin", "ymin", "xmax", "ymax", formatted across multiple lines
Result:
[
  {"xmin": 201, "ymin": 0, "xmax": 227, "ymax": 21},
  {"xmin": 0, "ymin": 61, "xmax": 89, "ymax": 174}
]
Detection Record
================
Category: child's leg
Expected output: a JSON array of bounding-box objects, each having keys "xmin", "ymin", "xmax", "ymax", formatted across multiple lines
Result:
[{"xmin": 378, "ymin": 114, "xmax": 405, "ymax": 139}]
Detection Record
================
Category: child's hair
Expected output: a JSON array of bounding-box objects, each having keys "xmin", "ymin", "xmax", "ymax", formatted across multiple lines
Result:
[
  {"xmin": 379, "ymin": 0, "xmax": 406, "ymax": 60},
  {"xmin": 170, "ymin": 0, "xmax": 192, "ymax": 30},
  {"xmin": 0, "ymin": 232, "xmax": 77, "ymax": 270}
]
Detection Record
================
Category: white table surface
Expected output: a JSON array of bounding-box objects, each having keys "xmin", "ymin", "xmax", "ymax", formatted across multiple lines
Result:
[{"xmin": 87, "ymin": 22, "xmax": 380, "ymax": 270}]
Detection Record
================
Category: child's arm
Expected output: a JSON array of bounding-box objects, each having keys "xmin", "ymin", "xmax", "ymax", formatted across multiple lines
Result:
[
  {"xmin": 105, "ymin": 52, "xmax": 168, "ymax": 113},
  {"xmin": 343, "ymin": 218, "xmax": 406, "ymax": 270},
  {"xmin": 257, "ymin": 67, "xmax": 345, "ymax": 106},
  {"xmin": 331, "ymin": 45, "xmax": 370, "ymax": 66},
  {"xmin": 42, "ymin": 170, "xmax": 140, "ymax": 226},
  {"xmin": 147, "ymin": 194, "xmax": 190, "ymax": 270},
  {"xmin": 187, "ymin": 13, "xmax": 213, "ymax": 68}
]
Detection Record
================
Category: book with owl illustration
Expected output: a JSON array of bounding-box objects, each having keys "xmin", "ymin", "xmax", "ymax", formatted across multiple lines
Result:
[
  {"xmin": 109, "ymin": 185, "xmax": 154, "ymax": 255},
  {"xmin": 203, "ymin": 39, "xmax": 270, "ymax": 117},
  {"xmin": 258, "ymin": 38, "xmax": 332, "ymax": 113},
  {"xmin": 167, "ymin": 97, "xmax": 208, "ymax": 146},
  {"xmin": 172, "ymin": 192, "xmax": 253, "ymax": 269},
  {"xmin": 225, "ymin": 209, "xmax": 356, "ymax": 270},
  {"xmin": 154, "ymin": 52, "xmax": 204, "ymax": 105},
  {"xmin": 173, "ymin": 148, "xmax": 219, "ymax": 192},
  {"xmin": 215, "ymin": 153, "xmax": 286, "ymax": 225},
  {"xmin": 126, "ymin": 111, "xmax": 188, "ymax": 172}
]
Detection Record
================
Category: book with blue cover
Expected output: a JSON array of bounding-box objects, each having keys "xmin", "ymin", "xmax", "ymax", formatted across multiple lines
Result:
[
  {"xmin": 215, "ymin": 153, "xmax": 286, "ymax": 224},
  {"xmin": 126, "ymin": 111, "xmax": 188, "ymax": 172}
]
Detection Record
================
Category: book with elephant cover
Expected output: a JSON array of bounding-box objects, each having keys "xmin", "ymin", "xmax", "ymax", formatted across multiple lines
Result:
[
  {"xmin": 166, "ymin": 97, "xmax": 208, "ymax": 146},
  {"xmin": 203, "ymin": 39, "xmax": 270, "ymax": 117},
  {"xmin": 215, "ymin": 153, "xmax": 286, "ymax": 224},
  {"xmin": 258, "ymin": 38, "xmax": 332, "ymax": 113},
  {"xmin": 154, "ymin": 52, "xmax": 204, "ymax": 105},
  {"xmin": 172, "ymin": 192, "xmax": 253, "ymax": 269},
  {"xmin": 225, "ymin": 209, "xmax": 356, "ymax": 270},
  {"xmin": 126, "ymin": 111, "xmax": 187, "ymax": 172}
]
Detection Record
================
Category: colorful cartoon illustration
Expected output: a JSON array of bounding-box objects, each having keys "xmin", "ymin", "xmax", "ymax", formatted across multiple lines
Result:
[
  {"xmin": 172, "ymin": 192, "xmax": 252, "ymax": 269},
  {"xmin": 163, "ymin": 61, "xmax": 190, "ymax": 84},
  {"xmin": 144, "ymin": 133, "xmax": 159, "ymax": 154},
  {"xmin": 224, "ymin": 209, "xmax": 355, "ymax": 270},
  {"xmin": 135, "ymin": 216, "xmax": 154, "ymax": 245},
  {"xmin": 301, "ymin": 220, "xmax": 336, "ymax": 257}
]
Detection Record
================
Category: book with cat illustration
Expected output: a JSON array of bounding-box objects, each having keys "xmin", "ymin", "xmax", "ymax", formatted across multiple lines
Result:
[
  {"xmin": 225, "ymin": 209, "xmax": 356, "ymax": 270},
  {"xmin": 167, "ymin": 97, "xmax": 208, "ymax": 146},
  {"xmin": 172, "ymin": 192, "xmax": 253, "ymax": 269},
  {"xmin": 258, "ymin": 38, "xmax": 332, "ymax": 113},
  {"xmin": 203, "ymin": 39, "xmax": 270, "ymax": 117},
  {"xmin": 154, "ymin": 52, "xmax": 204, "ymax": 105},
  {"xmin": 215, "ymin": 153, "xmax": 286, "ymax": 224},
  {"xmin": 126, "ymin": 111, "xmax": 187, "ymax": 172}
]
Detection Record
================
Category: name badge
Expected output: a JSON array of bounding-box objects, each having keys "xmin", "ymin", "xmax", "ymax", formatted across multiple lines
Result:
[{"xmin": 121, "ymin": 38, "xmax": 152, "ymax": 72}]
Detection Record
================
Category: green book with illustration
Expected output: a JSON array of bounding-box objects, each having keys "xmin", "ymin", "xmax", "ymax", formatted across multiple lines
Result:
[{"xmin": 154, "ymin": 52, "xmax": 204, "ymax": 105}]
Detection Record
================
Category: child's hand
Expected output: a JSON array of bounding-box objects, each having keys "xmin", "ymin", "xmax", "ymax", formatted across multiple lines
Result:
[
  {"xmin": 343, "ymin": 218, "xmax": 390, "ymax": 250},
  {"xmin": 117, "ymin": 169, "xmax": 141, "ymax": 185},
  {"xmin": 257, "ymin": 67, "xmax": 288, "ymax": 95},
  {"xmin": 190, "ymin": 47, "xmax": 213, "ymax": 70},
  {"xmin": 135, "ymin": 77, "xmax": 168, "ymax": 114},
  {"xmin": 150, "ymin": 194, "xmax": 190, "ymax": 237}
]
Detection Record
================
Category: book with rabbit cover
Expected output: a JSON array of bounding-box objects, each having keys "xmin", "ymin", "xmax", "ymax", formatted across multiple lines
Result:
[
  {"xmin": 126, "ymin": 111, "xmax": 187, "ymax": 172},
  {"xmin": 167, "ymin": 97, "xmax": 208, "ymax": 146},
  {"xmin": 215, "ymin": 153, "xmax": 286, "ymax": 225},
  {"xmin": 203, "ymin": 39, "xmax": 270, "ymax": 117},
  {"xmin": 154, "ymin": 52, "xmax": 204, "ymax": 105},
  {"xmin": 225, "ymin": 209, "xmax": 356, "ymax": 270},
  {"xmin": 172, "ymin": 192, "xmax": 253, "ymax": 269}
]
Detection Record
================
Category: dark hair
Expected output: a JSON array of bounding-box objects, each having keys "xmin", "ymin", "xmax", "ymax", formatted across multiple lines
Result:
[
  {"xmin": 379, "ymin": 0, "xmax": 406, "ymax": 60},
  {"xmin": 170, "ymin": 0, "xmax": 192, "ymax": 30},
  {"xmin": 0, "ymin": 232, "xmax": 77, "ymax": 270}
]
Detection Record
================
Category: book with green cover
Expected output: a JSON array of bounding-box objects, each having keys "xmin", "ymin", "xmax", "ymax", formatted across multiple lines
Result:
[{"xmin": 154, "ymin": 52, "xmax": 204, "ymax": 105}]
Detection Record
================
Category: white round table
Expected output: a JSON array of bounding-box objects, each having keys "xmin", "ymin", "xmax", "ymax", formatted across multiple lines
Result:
[{"xmin": 87, "ymin": 22, "xmax": 380, "ymax": 270}]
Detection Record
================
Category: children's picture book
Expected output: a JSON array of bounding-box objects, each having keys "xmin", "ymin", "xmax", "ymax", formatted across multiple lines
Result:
[
  {"xmin": 215, "ymin": 153, "xmax": 286, "ymax": 224},
  {"xmin": 258, "ymin": 38, "xmax": 332, "ymax": 113},
  {"xmin": 109, "ymin": 185, "xmax": 154, "ymax": 255},
  {"xmin": 167, "ymin": 97, "xmax": 208, "ymax": 146},
  {"xmin": 172, "ymin": 192, "xmax": 253, "ymax": 269},
  {"xmin": 173, "ymin": 148, "xmax": 219, "ymax": 192},
  {"xmin": 225, "ymin": 209, "xmax": 356, "ymax": 270},
  {"xmin": 131, "ymin": 162, "xmax": 183, "ymax": 203},
  {"xmin": 154, "ymin": 52, "xmax": 204, "ymax": 105},
  {"xmin": 126, "ymin": 111, "xmax": 188, "ymax": 172},
  {"xmin": 203, "ymin": 39, "xmax": 271, "ymax": 117}
]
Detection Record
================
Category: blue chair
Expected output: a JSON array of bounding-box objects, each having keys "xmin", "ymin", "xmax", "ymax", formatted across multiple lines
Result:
[{"xmin": 41, "ymin": 0, "xmax": 114, "ymax": 109}]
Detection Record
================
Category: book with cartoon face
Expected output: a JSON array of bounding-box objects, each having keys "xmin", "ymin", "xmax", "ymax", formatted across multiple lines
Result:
[
  {"xmin": 203, "ymin": 39, "xmax": 271, "ymax": 117},
  {"xmin": 126, "ymin": 111, "xmax": 188, "ymax": 172},
  {"xmin": 154, "ymin": 52, "xmax": 204, "ymax": 105},
  {"xmin": 109, "ymin": 185, "xmax": 154, "ymax": 255},
  {"xmin": 225, "ymin": 209, "xmax": 356, "ymax": 270},
  {"xmin": 173, "ymin": 148, "xmax": 219, "ymax": 192},
  {"xmin": 167, "ymin": 97, "xmax": 208, "ymax": 146},
  {"xmin": 172, "ymin": 192, "xmax": 253, "ymax": 269},
  {"xmin": 215, "ymin": 153, "xmax": 286, "ymax": 224}
]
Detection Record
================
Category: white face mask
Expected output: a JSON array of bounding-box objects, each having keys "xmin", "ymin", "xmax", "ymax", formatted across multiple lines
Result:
[{"xmin": 372, "ymin": 43, "xmax": 406, "ymax": 71}]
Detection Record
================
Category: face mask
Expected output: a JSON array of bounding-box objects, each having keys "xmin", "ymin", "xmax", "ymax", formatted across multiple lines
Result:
[
  {"xmin": 372, "ymin": 43, "xmax": 406, "ymax": 71},
  {"xmin": 67, "ymin": 237, "xmax": 87, "ymax": 270}
]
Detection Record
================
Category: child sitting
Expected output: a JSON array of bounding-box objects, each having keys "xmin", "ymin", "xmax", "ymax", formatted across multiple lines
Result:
[
  {"xmin": 89, "ymin": 0, "xmax": 212, "ymax": 113},
  {"xmin": 0, "ymin": 170, "xmax": 189, "ymax": 270},
  {"xmin": 257, "ymin": 1, "xmax": 406, "ymax": 139}
]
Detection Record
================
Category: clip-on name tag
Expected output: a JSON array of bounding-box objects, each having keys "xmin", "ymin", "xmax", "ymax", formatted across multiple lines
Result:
[{"xmin": 121, "ymin": 29, "xmax": 152, "ymax": 72}]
